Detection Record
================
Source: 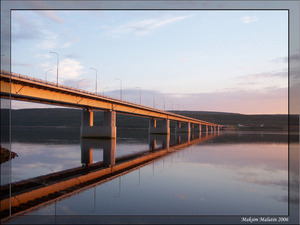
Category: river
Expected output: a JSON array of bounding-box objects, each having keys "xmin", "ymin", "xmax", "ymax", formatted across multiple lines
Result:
[{"xmin": 1, "ymin": 126, "xmax": 297, "ymax": 224}]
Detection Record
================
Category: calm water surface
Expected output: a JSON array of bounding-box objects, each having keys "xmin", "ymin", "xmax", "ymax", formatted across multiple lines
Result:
[{"xmin": 1, "ymin": 127, "xmax": 290, "ymax": 219}]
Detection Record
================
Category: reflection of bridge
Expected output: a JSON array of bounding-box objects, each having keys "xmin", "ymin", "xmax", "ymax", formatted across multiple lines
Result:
[
  {"xmin": 1, "ymin": 71, "xmax": 221, "ymax": 138},
  {"xmin": 0, "ymin": 132, "xmax": 219, "ymax": 221}
]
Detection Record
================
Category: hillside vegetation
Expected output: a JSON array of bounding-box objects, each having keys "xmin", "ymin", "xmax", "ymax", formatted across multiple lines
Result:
[{"xmin": 1, "ymin": 108, "xmax": 299, "ymax": 131}]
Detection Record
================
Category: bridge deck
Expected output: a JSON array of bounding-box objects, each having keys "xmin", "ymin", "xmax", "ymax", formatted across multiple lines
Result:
[{"xmin": 1, "ymin": 71, "xmax": 219, "ymax": 126}]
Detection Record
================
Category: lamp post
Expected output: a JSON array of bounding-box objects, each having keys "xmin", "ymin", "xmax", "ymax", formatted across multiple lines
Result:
[
  {"xmin": 170, "ymin": 101, "xmax": 174, "ymax": 110},
  {"xmin": 153, "ymin": 93, "xmax": 155, "ymax": 108},
  {"xmin": 89, "ymin": 68, "xmax": 98, "ymax": 94},
  {"xmin": 45, "ymin": 69, "xmax": 53, "ymax": 81},
  {"xmin": 49, "ymin": 51, "xmax": 59, "ymax": 85},
  {"xmin": 103, "ymin": 87, "xmax": 108, "ymax": 95},
  {"xmin": 115, "ymin": 78, "xmax": 122, "ymax": 100},
  {"xmin": 135, "ymin": 87, "xmax": 141, "ymax": 105}
]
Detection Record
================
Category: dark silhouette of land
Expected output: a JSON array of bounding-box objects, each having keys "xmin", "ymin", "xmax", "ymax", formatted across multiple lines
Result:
[{"xmin": 1, "ymin": 108, "xmax": 298, "ymax": 131}]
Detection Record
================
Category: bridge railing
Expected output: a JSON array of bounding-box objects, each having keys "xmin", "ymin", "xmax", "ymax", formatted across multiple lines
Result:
[
  {"xmin": 1, "ymin": 69, "xmax": 145, "ymax": 108},
  {"xmin": 1, "ymin": 70, "xmax": 219, "ymax": 126}
]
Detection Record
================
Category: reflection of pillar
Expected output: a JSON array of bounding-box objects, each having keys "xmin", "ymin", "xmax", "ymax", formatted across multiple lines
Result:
[
  {"xmin": 81, "ymin": 109, "xmax": 117, "ymax": 138},
  {"xmin": 103, "ymin": 139, "xmax": 116, "ymax": 167},
  {"xmin": 149, "ymin": 118, "xmax": 170, "ymax": 134},
  {"xmin": 175, "ymin": 133, "xmax": 181, "ymax": 144},
  {"xmin": 191, "ymin": 133, "xmax": 195, "ymax": 140},
  {"xmin": 149, "ymin": 135, "xmax": 156, "ymax": 151},
  {"xmin": 81, "ymin": 141, "xmax": 93, "ymax": 166},
  {"xmin": 149, "ymin": 134, "xmax": 170, "ymax": 150},
  {"xmin": 81, "ymin": 138, "xmax": 116, "ymax": 167}
]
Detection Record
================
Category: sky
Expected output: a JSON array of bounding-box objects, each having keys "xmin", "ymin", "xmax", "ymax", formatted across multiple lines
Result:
[{"xmin": 10, "ymin": 10, "xmax": 289, "ymax": 114}]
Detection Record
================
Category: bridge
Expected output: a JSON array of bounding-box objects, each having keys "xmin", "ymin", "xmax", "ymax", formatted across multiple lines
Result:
[{"xmin": 0, "ymin": 70, "xmax": 221, "ymax": 138}]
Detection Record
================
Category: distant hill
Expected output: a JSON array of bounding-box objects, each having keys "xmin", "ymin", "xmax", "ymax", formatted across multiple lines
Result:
[
  {"xmin": 1, "ymin": 108, "xmax": 299, "ymax": 130},
  {"xmin": 171, "ymin": 110, "xmax": 298, "ymax": 131}
]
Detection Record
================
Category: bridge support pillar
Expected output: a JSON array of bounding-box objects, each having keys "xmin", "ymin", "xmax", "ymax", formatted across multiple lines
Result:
[
  {"xmin": 149, "ymin": 118, "xmax": 170, "ymax": 134},
  {"xmin": 175, "ymin": 122, "xmax": 191, "ymax": 134},
  {"xmin": 81, "ymin": 109, "xmax": 117, "ymax": 138}
]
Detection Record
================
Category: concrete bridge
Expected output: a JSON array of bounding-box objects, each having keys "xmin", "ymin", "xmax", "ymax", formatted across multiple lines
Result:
[{"xmin": 0, "ymin": 70, "xmax": 221, "ymax": 138}]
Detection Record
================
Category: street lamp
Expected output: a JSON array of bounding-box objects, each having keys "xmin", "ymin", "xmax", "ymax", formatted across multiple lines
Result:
[
  {"xmin": 115, "ymin": 78, "xmax": 122, "ymax": 100},
  {"xmin": 170, "ymin": 101, "xmax": 174, "ymax": 110},
  {"xmin": 103, "ymin": 87, "xmax": 108, "ymax": 95},
  {"xmin": 49, "ymin": 51, "xmax": 59, "ymax": 85},
  {"xmin": 135, "ymin": 87, "xmax": 141, "ymax": 105},
  {"xmin": 45, "ymin": 69, "xmax": 53, "ymax": 81},
  {"xmin": 152, "ymin": 93, "xmax": 155, "ymax": 108},
  {"xmin": 89, "ymin": 68, "xmax": 98, "ymax": 94}
]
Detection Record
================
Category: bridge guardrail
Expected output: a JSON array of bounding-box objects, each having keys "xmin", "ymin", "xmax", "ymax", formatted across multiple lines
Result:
[{"xmin": 1, "ymin": 70, "xmax": 220, "ymax": 126}]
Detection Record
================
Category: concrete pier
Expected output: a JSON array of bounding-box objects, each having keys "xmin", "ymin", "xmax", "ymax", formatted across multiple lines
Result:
[
  {"xmin": 149, "ymin": 118, "xmax": 170, "ymax": 134},
  {"xmin": 81, "ymin": 109, "xmax": 117, "ymax": 138},
  {"xmin": 175, "ymin": 122, "xmax": 191, "ymax": 134}
]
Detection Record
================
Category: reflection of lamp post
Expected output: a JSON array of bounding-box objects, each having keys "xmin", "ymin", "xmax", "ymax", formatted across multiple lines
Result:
[
  {"xmin": 115, "ymin": 78, "xmax": 122, "ymax": 100},
  {"xmin": 135, "ymin": 87, "xmax": 141, "ymax": 105},
  {"xmin": 89, "ymin": 68, "xmax": 98, "ymax": 94},
  {"xmin": 49, "ymin": 51, "xmax": 59, "ymax": 85},
  {"xmin": 114, "ymin": 177, "xmax": 122, "ymax": 198},
  {"xmin": 45, "ymin": 69, "xmax": 53, "ymax": 81}
]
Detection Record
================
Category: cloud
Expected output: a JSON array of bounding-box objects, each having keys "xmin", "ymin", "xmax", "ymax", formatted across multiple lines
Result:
[
  {"xmin": 235, "ymin": 70, "xmax": 288, "ymax": 91},
  {"xmin": 12, "ymin": 62, "xmax": 33, "ymax": 67},
  {"xmin": 36, "ymin": 30, "xmax": 59, "ymax": 49},
  {"xmin": 61, "ymin": 37, "xmax": 81, "ymax": 48},
  {"xmin": 176, "ymin": 194, "xmax": 187, "ymax": 200},
  {"xmin": 110, "ymin": 15, "xmax": 190, "ymax": 36},
  {"xmin": 65, "ymin": 53, "xmax": 82, "ymax": 60},
  {"xmin": 241, "ymin": 16, "xmax": 259, "ymax": 24},
  {"xmin": 272, "ymin": 53, "xmax": 300, "ymax": 63},
  {"xmin": 59, "ymin": 58, "xmax": 83, "ymax": 80},
  {"xmin": 102, "ymin": 86, "xmax": 287, "ymax": 114},
  {"xmin": 63, "ymin": 78, "xmax": 93, "ymax": 90},
  {"xmin": 238, "ymin": 70, "xmax": 287, "ymax": 81},
  {"xmin": 11, "ymin": 12, "xmax": 43, "ymax": 42},
  {"xmin": 35, "ymin": 11, "xmax": 65, "ymax": 24}
]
